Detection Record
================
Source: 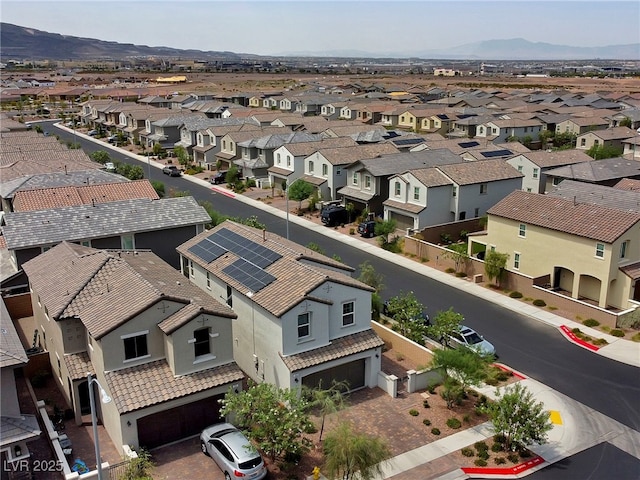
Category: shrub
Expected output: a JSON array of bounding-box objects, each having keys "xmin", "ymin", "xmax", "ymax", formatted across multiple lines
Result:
[
  {"xmin": 611, "ymin": 329, "xmax": 625, "ymax": 337},
  {"xmin": 519, "ymin": 449, "xmax": 532, "ymax": 458},
  {"xmin": 507, "ymin": 453, "xmax": 520, "ymax": 464},
  {"xmin": 494, "ymin": 433, "xmax": 507, "ymax": 444},
  {"xmin": 447, "ymin": 418, "xmax": 462, "ymax": 429},
  {"xmin": 427, "ymin": 382, "xmax": 439, "ymax": 394},
  {"xmin": 474, "ymin": 459, "xmax": 488, "ymax": 467},
  {"xmin": 409, "ymin": 409, "xmax": 419, "ymax": 416},
  {"xmin": 474, "ymin": 441, "xmax": 489, "ymax": 453},
  {"xmin": 509, "ymin": 291, "xmax": 523, "ymax": 298},
  {"xmin": 532, "ymin": 299, "xmax": 546, "ymax": 307},
  {"xmin": 475, "ymin": 407, "xmax": 483, "ymax": 416},
  {"xmin": 491, "ymin": 442, "xmax": 503, "ymax": 452},
  {"xmin": 422, "ymin": 419, "xmax": 431, "ymax": 426},
  {"xmin": 494, "ymin": 457, "xmax": 507, "ymax": 465},
  {"xmin": 495, "ymin": 371, "xmax": 509, "ymax": 382},
  {"xmin": 431, "ymin": 428, "xmax": 441, "ymax": 435},
  {"xmin": 423, "ymin": 399, "xmax": 430, "ymax": 408},
  {"xmin": 461, "ymin": 447, "xmax": 474, "ymax": 457},
  {"xmin": 445, "ymin": 267, "xmax": 456, "ymax": 274},
  {"xmin": 477, "ymin": 450, "xmax": 490, "ymax": 461},
  {"xmin": 349, "ymin": 228, "xmax": 355, "ymax": 235},
  {"xmin": 485, "ymin": 377, "xmax": 499, "ymax": 386},
  {"xmin": 582, "ymin": 319, "xmax": 600, "ymax": 328},
  {"xmin": 455, "ymin": 271, "xmax": 467, "ymax": 278},
  {"xmin": 463, "ymin": 414, "xmax": 471, "ymax": 423}
]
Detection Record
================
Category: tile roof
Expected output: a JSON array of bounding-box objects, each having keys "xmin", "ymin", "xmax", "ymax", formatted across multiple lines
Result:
[
  {"xmin": 582, "ymin": 126, "xmax": 637, "ymax": 140},
  {"xmin": 614, "ymin": 178, "xmax": 640, "ymax": 191},
  {"xmin": 279, "ymin": 137, "xmax": 357, "ymax": 157},
  {"xmin": 280, "ymin": 330, "xmax": 384, "ymax": 372},
  {"xmin": 405, "ymin": 167, "xmax": 451, "ymax": 187},
  {"xmin": 105, "ymin": 359, "xmax": 244, "ymax": 414},
  {"xmin": 64, "ymin": 351, "xmax": 94, "ymax": 380},
  {"xmin": 316, "ymin": 143, "xmax": 399, "ymax": 166},
  {"xmin": 514, "ymin": 150, "xmax": 593, "ymax": 168},
  {"xmin": 382, "ymin": 198, "xmax": 426, "ymax": 213},
  {"xmin": 437, "ymin": 159, "xmax": 523, "ymax": 185},
  {"xmin": 487, "ymin": 190, "xmax": 640, "ymax": 243},
  {"xmin": 544, "ymin": 157, "xmax": 640, "ymax": 183},
  {"xmin": 0, "ymin": 298, "xmax": 28, "ymax": 368},
  {"xmin": 12, "ymin": 179, "xmax": 159, "ymax": 212},
  {"xmin": 358, "ymin": 148, "xmax": 462, "ymax": 177},
  {"xmin": 3, "ymin": 196, "xmax": 210, "ymax": 250},
  {"xmin": 0, "ymin": 148, "xmax": 97, "ymax": 182},
  {"xmin": 548, "ymin": 180, "xmax": 640, "ymax": 213},
  {"xmin": 620, "ymin": 262, "xmax": 640, "ymax": 280}
]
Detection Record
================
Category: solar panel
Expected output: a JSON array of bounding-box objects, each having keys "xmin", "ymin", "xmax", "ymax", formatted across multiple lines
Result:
[
  {"xmin": 458, "ymin": 141, "xmax": 480, "ymax": 148},
  {"xmin": 394, "ymin": 138, "xmax": 424, "ymax": 146},
  {"xmin": 481, "ymin": 149, "xmax": 512, "ymax": 158},
  {"xmin": 208, "ymin": 228, "xmax": 282, "ymax": 268},
  {"xmin": 223, "ymin": 258, "xmax": 276, "ymax": 293},
  {"xmin": 188, "ymin": 241, "xmax": 226, "ymax": 264}
]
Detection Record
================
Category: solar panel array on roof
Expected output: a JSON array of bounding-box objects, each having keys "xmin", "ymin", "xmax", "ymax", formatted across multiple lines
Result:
[
  {"xmin": 209, "ymin": 228, "xmax": 281, "ymax": 268},
  {"xmin": 393, "ymin": 138, "xmax": 425, "ymax": 146},
  {"xmin": 188, "ymin": 239, "xmax": 226, "ymax": 264},
  {"xmin": 437, "ymin": 114, "xmax": 449, "ymax": 120},
  {"xmin": 481, "ymin": 149, "xmax": 513, "ymax": 158},
  {"xmin": 223, "ymin": 258, "xmax": 276, "ymax": 293},
  {"xmin": 458, "ymin": 141, "xmax": 480, "ymax": 148}
]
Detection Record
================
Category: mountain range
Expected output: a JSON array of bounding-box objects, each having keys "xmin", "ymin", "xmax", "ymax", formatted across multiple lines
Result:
[{"xmin": 1, "ymin": 23, "xmax": 638, "ymax": 62}]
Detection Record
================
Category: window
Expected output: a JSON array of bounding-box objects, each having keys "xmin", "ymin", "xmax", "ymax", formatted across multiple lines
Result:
[
  {"xmin": 459, "ymin": 211, "xmax": 466, "ymax": 220},
  {"xmin": 552, "ymin": 177, "xmax": 562, "ymax": 186},
  {"xmin": 297, "ymin": 312, "xmax": 310, "ymax": 339},
  {"xmin": 364, "ymin": 175, "xmax": 371, "ymax": 189},
  {"xmin": 193, "ymin": 328, "xmax": 211, "ymax": 357},
  {"xmin": 308, "ymin": 160, "xmax": 314, "ymax": 173},
  {"xmin": 189, "ymin": 260, "xmax": 194, "ymax": 278},
  {"xmin": 226, "ymin": 285, "xmax": 232, "ymax": 307},
  {"xmin": 492, "ymin": 127, "xmax": 498, "ymax": 134},
  {"xmin": 121, "ymin": 234, "xmax": 134, "ymax": 250},
  {"xmin": 474, "ymin": 208, "xmax": 479, "ymax": 217},
  {"xmin": 452, "ymin": 186, "xmax": 457, "ymax": 197},
  {"xmin": 595, "ymin": 243, "xmax": 605, "ymax": 258},
  {"xmin": 514, "ymin": 252, "xmax": 520, "ymax": 269},
  {"xmin": 222, "ymin": 140, "xmax": 226, "ymax": 150},
  {"xmin": 394, "ymin": 181, "xmax": 401, "ymax": 196},
  {"xmin": 123, "ymin": 333, "xmax": 148, "ymax": 360},
  {"xmin": 594, "ymin": 139, "xmax": 599, "ymax": 146},
  {"xmin": 580, "ymin": 138, "xmax": 586, "ymax": 147},
  {"xmin": 342, "ymin": 302, "xmax": 354, "ymax": 326},
  {"xmin": 620, "ymin": 240, "xmax": 629, "ymax": 259},
  {"xmin": 413, "ymin": 186, "xmax": 420, "ymax": 200},
  {"xmin": 533, "ymin": 168, "xmax": 539, "ymax": 179},
  {"xmin": 81, "ymin": 240, "xmax": 91, "ymax": 247},
  {"xmin": 480, "ymin": 183, "xmax": 488, "ymax": 195},
  {"xmin": 287, "ymin": 155, "xmax": 291, "ymax": 167},
  {"xmin": 206, "ymin": 272, "xmax": 211, "ymax": 289},
  {"xmin": 322, "ymin": 164, "xmax": 328, "ymax": 176},
  {"xmin": 352, "ymin": 172, "xmax": 358, "ymax": 185},
  {"xmin": 517, "ymin": 165, "xmax": 523, "ymax": 173},
  {"xmin": 277, "ymin": 153, "xmax": 281, "ymax": 165},
  {"xmin": 519, "ymin": 224, "xmax": 526, "ymax": 237}
]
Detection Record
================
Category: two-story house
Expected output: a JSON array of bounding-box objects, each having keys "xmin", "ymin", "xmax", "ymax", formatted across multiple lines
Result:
[
  {"xmin": 575, "ymin": 126, "xmax": 637, "ymax": 151},
  {"xmin": 554, "ymin": 116, "xmax": 609, "ymax": 136},
  {"xmin": 623, "ymin": 136, "xmax": 640, "ymax": 160},
  {"xmin": 476, "ymin": 118, "xmax": 544, "ymax": 143},
  {"xmin": 470, "ymin": 190, "xmax": 640, "ymax": 311},
  {"xmin": 506, "ymin": 150, "xmax": 593, "ymax": 193},
  {"xmin": 22, "ymin": 242, "xmax": 244, "ymax": 452},
  {"xmin": 139, "ymin": 113, "xmax": 206, "ymax": 151},
  {"xmin": 177, "ymin": 221, "xmax": 384, "ymax": 392},
  {"xmin": 215, "ymin": 126, "xmax": 290, "ymax": 171},
  {"xmin": 544, "ymin": 156, "xmax": 640, "ymax": 191}
]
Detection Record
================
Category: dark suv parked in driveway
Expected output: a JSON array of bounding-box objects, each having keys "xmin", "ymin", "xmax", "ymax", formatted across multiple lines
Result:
[
  {"xmin": 357, "ymin": 220, "xmax": 376, "ymax": 238},
  {"xmin": 321, "ymin": 205, "xmax": 348, "ymax": 227}
]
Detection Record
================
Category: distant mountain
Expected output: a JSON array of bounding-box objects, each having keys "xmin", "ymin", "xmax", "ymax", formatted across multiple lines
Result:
[
  {"xmin": 1, "ymin": 23, "xmax": 638, "ymax": 62},
  {"xmin": 0, "ymin": 23, "xmax": 242, "ymax": 61}
]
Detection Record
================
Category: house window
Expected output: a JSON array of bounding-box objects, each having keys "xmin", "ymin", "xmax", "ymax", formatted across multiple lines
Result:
[
  {"xmin": 206, "ymin": 272, "xmax": 211, "ymax": 289},
  {"xmin": 514, "ymin": 252, "xmax": 521, "ymax": 269},
  {"xmin": 189, "ymin": 260, "xmax": 194, "ymax": 278},
  {"xmin": 277, "ymin": 153, "xmax": 281, "ymax": 165},
  {"xmin": 519, "ymin": 224, "xmax": 526, "ymax": 237},
  {"xmin": 620, "ymin": 240, "xmax": 629, "ymax": 259},
  {"xmin": 123, "ymin": 333, "xmax": 148, "ymax": 360},
  {"xmin": 364, "ymin": 175, "xmax": 371, "ymax": 189},
  {"xmin": 193, "ymin": 328, "xmax": 211, "ymax": 357},
  {"xmin": 81, "ymin": 240, "xmax": 91, "ymax": 247},
  {"xmin": 533, "ymin": 168, "xmax": 539, "ymax": 179},
  {"xmin": 517, "ymin": 165, "xmax": 523, "ymax": 173},
  {"xmin": 401, "ymin": 115, "xmax": 405, "ymax": 122},
  {"xmin": 297, "ymin": 312, "xmax": 310, "ymax": 339},
  {"xmin": 452, "ymin": 186, "xmax": 457, "ymax": 197},
  {"xmin": 320, "ymin": 164, "xmax": 327, "ymax": 177},
  {"xmin": 480, "ymin": 183, "xmax": 488, "ymax": 195},
  {"xmin": 413, "ymin": 186, "xmax": 420, "ymax": 200},
  {"xmin": 309, "ymin": 160, "xmax": 314, "ymax": 173},
  {"xmin": 459, "ymin": 211, "xmax": 466, "ymax": 220},
  {"xmin": 474, "ymin": 208, "xmax": 479, "ymax": 217},
  {"xmin": 222, "ymin": 140, "xmax": 226, "ymax": 149},
  {"xmin": 492, "ymin": 127, "xmax": 498, "ymax": 134},
  {"xmin": 352, "ymin": 172, "xmax": 358, "ymax": 185},
  {"xmin": 226, "ymin": 285, "xmax": 233, "ymax": 307},
  {"xmin": 580, "ymin": 138, "xmax": 586, "ymax": 147},
  {"xmin": 595, "ymin": 243, "xmax": 605, "ymax": 258},
  {"xmin": 121, "ymin": 234, "xmax": 134, "ymax": 250},
  {"xmin": 552, "ymin": 177, "xmax": 562, "ymax": 186},
  {"xmin": 594, "ymin": 139, "xmax": 599, "ymax": 146},
  {"xmin": 342, "ymin": 302, "xmax": 355, "ymax": 326},
  {"xmin": 287, "ymin": 155, "xmax": 291, "ymax": 167},
  {"xmin": 394, "ymin": 181, "xmax": 401, "ymax": 196}
]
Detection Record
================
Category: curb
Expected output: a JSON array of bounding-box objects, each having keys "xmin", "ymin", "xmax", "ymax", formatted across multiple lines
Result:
[
  {"xmin": 461, "ymin": 455, "xmax": 545, "ymax": 477},
  {"xmin": 558, "ymin": 325, "xmax": 600, "ymax": 352},
  {"xmin": 492, "ymin": 363, "xmax": 527, "ymax": 380}
]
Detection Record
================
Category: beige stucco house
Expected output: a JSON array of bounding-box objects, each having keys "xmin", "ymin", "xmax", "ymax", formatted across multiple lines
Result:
[{"xmin": 575, "ymin": 126, "xmax": 637, "ymax": 151}]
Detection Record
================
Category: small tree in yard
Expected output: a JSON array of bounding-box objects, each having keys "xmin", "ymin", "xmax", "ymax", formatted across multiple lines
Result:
[
  {"xmin": 219, "ymin": 381, "xmax": 313, "ymax": 462},
  {"xmin": 90, "ymin": 150, "xmax": 111, "ymax": 165},
  {"xmin": 442, "ymin": 243, "xmax": 469, "ymax": 273},
  {"xmin": 375, "ymin": 219, "xmax": 397, "ymax": 245},
  {"xmin": 287, "ymin": 179, "xmax": 315, "ymax": 210},
  {"xmin": 484, "ymin": 250, "xmax": 509, "ymax": 287},
  {"xmin": 484, "ymin": 383, "xmax": 553, "ymax": 452},
  {"xmin": 430, "ymin": 347, "xmax": 491, "ymax": 408},
  {"xmin": 384, "ymin": 291, "xmax": 426, "ymax": 342},
  {"xmin": 174, "ymin": 145, "xmax": 191, "ymax": 167},
  {"xmin": 306, "ymin": 380, "xmax": 349, "ymax": 442},
  {"xmin": 358, "ymin": 261, "xmax": 385, "ymax": 320},
  {"xmin": 427, "ymin": 307, "xmax": 463, "ymax": 344},
  {"xmin": 323, "ymin": 421, "xmax": 391, "ymax": 480}
]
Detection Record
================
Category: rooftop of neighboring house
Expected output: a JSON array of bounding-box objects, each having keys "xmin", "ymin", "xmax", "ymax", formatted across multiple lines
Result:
[
  {"xmin": 487, "ymin": 190, "xmax": 640, "ymax": 244},
  {"xmin": 564, "ymin": 116, "xmax": 609, "ymax": 127},
  {"xmin": 511, "ymin": 149, "xmax": 593, "ymax": 168},
  {"xmin": 544, "ymin": 157, "xmax": 640, "ymax": 183},
  {"xmin": 357, "ymin": 148, "xmax": 462, "ymax": 176},
  {"xmin": 277, "ymin": 136, "xmax": 357, "ymax": 157},
  {"xmin": 315, "ymin": 143, "xmax": 400, "ymax": 166},
  {"xmin": 0, "ymin": 297, "xmax": 28, "ymax": 368},
  {"xmin": 436, "ymin": 158, "xmax": 523, "ymax": 186},
  {"xmin": 579, "ymin": 126, "xmax": 637, "ymax": 140},
  {"xmin": 548, "ymin": 179, "xmax": 640, "ymax": 213},
  {"xmin": 614, "ymin": 178, "xmax": 640, "ymax": 191}
]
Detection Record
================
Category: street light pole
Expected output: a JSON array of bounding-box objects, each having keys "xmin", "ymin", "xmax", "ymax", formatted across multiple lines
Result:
[
  {"xmin": 88, "ymin": 373, "xmax": 111, "ymax": 480},
  {"xmin": 284, "ymin": 183, "xmax": 289, "ymax": 241}
]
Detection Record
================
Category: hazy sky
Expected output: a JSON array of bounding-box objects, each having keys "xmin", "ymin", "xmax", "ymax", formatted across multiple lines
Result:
[{"xmin": 2, "ymin": 1, "xmax": 638, "ymax": 56}]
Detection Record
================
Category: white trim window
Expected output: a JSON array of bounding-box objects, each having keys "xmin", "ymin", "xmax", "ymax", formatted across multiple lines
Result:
[
  {"xmin": 308, "ymin": 160, "xmax": 314, "ymax": 174},
  {"xmin": 620, "ymin": 240, "xmax": 629, "ymax": 259},
  {"xmin": 394, "ymin": 181, "xmax": 401, "ymax": 196},
  {"xmin": 122, "ymin": 331, "xmax": 149, "ymax": 361},
  {"xmin": 322, "ymin": 164, "xmax": 328, "ymax": 177},
  {"xmin": 514, "ymin": 252, "xmax": 521, "ymax": 269},
  {"xmin": 297, "ymin": 312, "xmax": 311, "ymax": 340},
  {"xmin": 352, "ymin": 172, "xmax": 358, "ymax": 185},
  {"xmin": 342, "ymin": 301, "xmax": 355, "ymax": 327},
  {"xmin": 519, "ymin": 224, "xmax": 526, "ymax": 238},
  {"xmin": 595, "ymin": 243, "xmax": 605, "ymax": 259},
  {"xmin": 193, "ymin": 327, "xmax": 211, "ymax": 357},
  {"xmin": 413, "ymin": 186, "xmax": 420, "ymax": 201}
]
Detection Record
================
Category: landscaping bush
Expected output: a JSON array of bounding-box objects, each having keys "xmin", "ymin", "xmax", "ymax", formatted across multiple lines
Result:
[
  {"xmin": 532, "ymin": 299, "xmax": 546, "ymax": 307},
  {"xmin": 494, "ymin": 457, "xmax": 507, "ymax": 465},
  {"xmin": 445, "ymin": 267, "xmax": 456, "ymax": 274},
  {"xmin": 463, "ymin": 414, "xmax": 471, "ymax": 423},
  {"xmin": 446, "ymin": 418, "xmax": 462, "ymax": 429},
  {"xmin": 477, "ymin": 450, "xmax": 490, "ymax": 461},
  {"xmin": 611, "ymin": 329, "xmax": 625, "ymax": 337},
  {"xmin": 431, "ymin": 428, "xmax": 441, "ymax": 435},
  {"xmin": 495, "ymin": 371, "xmax": 509, "ymax": 382},
  {"xmin": 491, "ymin": 442, "xmax": 504, "ymax": 452},
  {"xmin": 485, "ymin": 377, "xmax": 499, "ymax": 386},
  {"xmin": 474, "ymin": 441, "xmax": 489, "ymax": 453},
  {"xmin": 474, "ymin": 459, "xmax": 488, "ymax": 467},
  {"xmin": 519, "ymin": 449, "xmax": 532, "ymax": 458},
  {"xmin": 461, "ymin": 447, "xmax": 474, "ymax": 457},
  {"xmin": 507, "ymin": 453, "xmax": 520, "ymax": 464},
  {"xmin": 455, "ymin": 271, "xmax": 467, "ymax": 278},
  {"xmin": 409, "ymin": 409, "xmax": 419, "ymax": 416},
  {"xmin": 427, "ymin": 382, "xmax": 439, "ymax": 394},
  {"xmin": 582, "ymin": 319, "xmax": 600, "ymax": 327},
  {"xmin": 509, "ymin": 291, "xmax": 523, "ymax": 298},
  {"xmin": 494, "ymin": 433, "xmax": 507, "ymax": 444},
  {"xmin": 423, "ymin": 399, "xmax": 430, "ymax": 408},
  {"xmin": 422, "ymin": 419, "xmax": 431, "ymax": 426}
]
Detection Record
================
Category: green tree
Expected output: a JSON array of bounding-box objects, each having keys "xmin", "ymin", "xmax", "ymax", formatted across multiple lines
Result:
[
  {"xmin": 586, "ymin": 144, "xmax": 623, "ymax": 160},
  {"xmin": 287, "ymin": 179, "xmax": 314, "ymax": 210},
  {"xmin": 150, "ymin": 180, "xmax": 165, "ymax": 198},
  {"xmin": 90, "ymin": 150, "xmax": 111, "ymax": 165},
  {"xmin": 442, "ymin": 243, "xmax": 469, "ymax": 273},
  {"xmin": 219, "ymin": 382, "xmax": 313, "ymax": 462},
  {"xmin": 323, "ymin": 421, "xmax": 391, "ymax": 480},
  {"xmin": 552, "ymin": 132, "xmax": 576, "ymax": 149},
  {"xmin": 427, "ymin": 307, "xmax": 463, "ymax": 344},
  {"xmin": 357, "ymin": 261, "xmax": 385, "ymax": 293},
  {"xmin": 226, "ymin": 164, "xmax": 240, "ymax": 188},
  {"xmin": 384, "ymin": 291, "xmax": 426, "ymax": 342},
  {"xmin": 120, "ymin": 448, "xmax": 154, "ymax": 480},
  {"xmin": 306, "ymin": 242, "xmax": 325, "ymax": 255},
  {"xmin": 430, "ymin": 348, "xmax": 491, "ymax": 408},
  {"xmin": 619, "ymin": 116, "xmax": 632, "ymax": 128},
  {"xmin": 375, "ymin": 219, "xmax": 397, "ymax": 245},
  {"xmin": 306, "ymin": 380, "xmax": 349, "ymax": 442},
  {"xmin": 484, "ymin": 383, "xmax": 553, "ymax": 452},
  {"xmin": 345, "ymin": 202, "xmax": 356, "ymax": 223},
  {"xmin": 152, "ymin": 142, "xmax": 164, "ymax": 157},
  {"xmin": 174, "ymin": 145, "xmax": 191, "ymax": 167},
  {"xmin": 484, "ymin": 250, "xmax": 509, "ymax": 287},
  {"xmin": 117, "ymin": 163, "xmax": 144, "ymax": 180}
]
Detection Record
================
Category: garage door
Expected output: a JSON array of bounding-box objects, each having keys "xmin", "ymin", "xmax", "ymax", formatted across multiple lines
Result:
[
  {"xmin": 388, "ymin": 211, "xmax": 414, "ymax": 231},
  {"xmin": 301, "ymin": 359, "xmax": 365, "ymax": 392},
  {"xmin": 137, "ymin": 394, "xmax": 223, "ymax": 450}
]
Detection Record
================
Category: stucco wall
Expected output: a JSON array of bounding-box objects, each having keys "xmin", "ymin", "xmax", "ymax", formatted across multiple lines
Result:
[
  {"xmin": 3, "ymin": 292, "xmax": 33, "ymax": 319},
  {"xmin": 371, "ymin": 321, "xmax": 433, "ymax": 369}
]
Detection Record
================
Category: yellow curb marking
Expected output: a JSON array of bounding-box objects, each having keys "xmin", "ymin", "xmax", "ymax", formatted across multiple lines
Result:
[{"xmin": 549, "ymin": 410, "xmax": 563, "ymax": 425}]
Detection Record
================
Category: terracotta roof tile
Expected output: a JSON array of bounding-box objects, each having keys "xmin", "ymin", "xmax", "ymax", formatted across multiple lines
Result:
[
  {"xmin": 64, "ymin": 352, "xmax": 94, "ymax": 381},
  {"xmin": 437, "ymin": 159, "xmax": 522, "ymax": 185}
]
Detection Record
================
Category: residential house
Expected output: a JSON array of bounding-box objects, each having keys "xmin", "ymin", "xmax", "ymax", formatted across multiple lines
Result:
[
  {"xmin": 575, "ymin": 126, "xmax": 637, "ymax": 151},
  {"xmin": 215, "ymin": 126, "xmax": 290, "ymax": 171},
  {"xmin": 139, "ymin": 113, "xmax": 206, "ymax": 151},
  {"xmin": 338, "ymin": 149, "xmax": 462, "ymax": 219},
  {"xmin": 175, "ymin": 117, "xmax": 250, "ymax": 160},
  {"xmin": 177, "ymin": 221, "xmax": 384, "ymax": 391},
  {"xmin": 609, "ymin": 109, "xmax": 640, "ymax": 130},
  {"xmin": 1, "ymin": 299, "xmax": 41, "ymax": 468},
  {"xmin": 622, "ymin": 136, "xmax": 640, "ymax": 160},
  {"xmin": 470, "ymin": 190, "xmax": 640, "ymax": 310},
  {"xmin": 396, "ymin": 107, "xmax": 441, "ymax": 133},
  {"xmin": 194, "ymin": 121, "xmax": 262, "ymax": 169},
  {"xmin": 22, "ymin": 242, "xmax": 243, "ymax": 452},
  {"xmin": 554, "ymin": 116, "xmax": 609, "ymax": 136},
  {"xmin": 476, "ymin": 118, "xmax": 544, "ymax": 143},
  {"xmin": 506, "ymin": 150, "xmax": 593, "ymax": 193},
  {"xmin": 544, "ymin": 157, "xmax": 640, "ymax": 191}
]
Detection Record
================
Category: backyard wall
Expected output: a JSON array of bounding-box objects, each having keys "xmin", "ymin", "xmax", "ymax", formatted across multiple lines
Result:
[{"xmin": 371, "ymin": 321, "xmax": 433, "ymax": 368}]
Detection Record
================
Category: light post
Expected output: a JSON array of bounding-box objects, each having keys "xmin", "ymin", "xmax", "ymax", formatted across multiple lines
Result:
[
  {"xmin": 284, "ymin": 181, "xmax": 289, "ymax": 240},
  {"xmin": 88, "ymin": 373, "xmax": 111, "ymax": 480}
]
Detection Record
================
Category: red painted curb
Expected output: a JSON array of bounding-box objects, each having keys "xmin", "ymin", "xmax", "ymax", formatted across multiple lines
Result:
[
  {"xmin": 559, "ymin": 325, "xmax": 600, "ymax": 351},
  {"xmin": 462, "ymin": 455, "xmax": 544, "ymax": 475},
  {"xmin": 492, "ymin": 363, "xmax": 526, "ymax": 380},
  {"xmin": 211, "ymin": 186, "xmax": 235, "ymax": 198}
]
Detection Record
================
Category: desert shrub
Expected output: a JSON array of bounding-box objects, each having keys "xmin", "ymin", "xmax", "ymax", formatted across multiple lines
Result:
[
  {"xmin": 431, "ymin": 427, "xmax": 441, "ymax": 435},
  {"xmin": 611, "ymin": 329, "xmax": 625, "ymax": 337},
  {"xmin": 447, "ymin": 418, "xmax": 462, "ymax": 429},
  {"xmin": 475, "ymin": 407, "xmax": 483, "ymax": 416},
  {"xmin": 485, "ymin": 377, "xmax": 499, "ymax": 386},
  {"xmin": 474, "ymin": 441, "xmax": 489, "ymax": 453},
  {"xmin": 445, "ymin": 267, "xmax": 456, "ymax": 274},
  {"xmin": 509, "ymin": 291, "xmax": 523, "ymax": 298},
  {"xmin": 491, "ymin": 442, "xmax": 503, "ymax": 452},
  {"xmin": 349, "ymin": 228, "xmax": 355, "ymax": 235},
  {"xmin": 519, "ymin": 449, "xmax": 532, "ymax": 458},
  {"xmin": 427, "ymin": 382, "xmax": 439, "ymax": 394},
  {"xmin": 409, "ymin": 409, "xmax": 419, "ymax": 416},
  {"xmin": 461, "ymin": 447, "xmax": 474, "ymax": 457},
  {"xmin": 494, "ymin": 457, "xmax": 507, "ymax": 465},
  {"xmin": 582, "ymin": 319, "xmax": 600, "ymax": 328},
  {"xmin": 532, "ymin": 299, "xmax": 546, "ymax": 307},
  {"xmin": 507, "ymin": 453, "xmax": 520, "ymax": 463},
  {"xmin": 494, "ymin": 433, "xmax": 507, "ymax": 444},
  {"xmin": 423, "ymin": 399, "xmax": 430, "ymax": 408},
  {"xmin": 422, "ymin": 419, "xmax": 431, "ymax": 426},
  {"xmin": 455, "ymin": 272, "xmax": 467, "ymax": 278},
  {"xmin": 477, "ymin": 450, "xmax": 490, "ymax": 460},
  {"xmin": 463, "ymin": 414, "xmax": 471, "ymax": 423},
  {"xmin": 593, "ymin": 338, "xmax": 609, "ymax": 346},
  {"xmin": 495, "ymin": 371, "xmax": 509, "ymax": 382},
  {"xmin": 572, "ymin": 327, "xmax": 582, "ymax": 334},
  {"xmin": 474, "ymin": 459, "xmax": 488, "ymax": 467},
  {"xmin": 304, "ymin": 423, "xmax": 318, "ymax": 434}
]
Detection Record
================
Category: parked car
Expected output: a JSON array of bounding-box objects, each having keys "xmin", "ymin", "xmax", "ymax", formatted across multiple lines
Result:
[
  {"xmin": 87, "ymin": 129, "xmax": 98, "ymax": 136},
  {"xmin": 107, "ymin": 135, "xmax": 118, "ymax": 144},
  {"xmin": 200, "ymin": 423, "xmax": 267, "ymax": 480},
  {"xmin": 163, "ymin": 165, "xmax": 182, "ymax": 177},
  {"xmin": 321, "ymin": 204, "xmax": 348, "ymax": 227},
  {"xmin": 442, "ymin": 325, "xmax": 495, "ymax": 356},
  {"xmin": 104, "ymin": 162, "xmax": 116, "ymax": 172},
  {"xmin": 357, "ymin": 220, "xmax": 376, "ymax": 238},
  {"xmin": 210, "ymin": 170, "xmax": 229, "ymax": 185}
]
